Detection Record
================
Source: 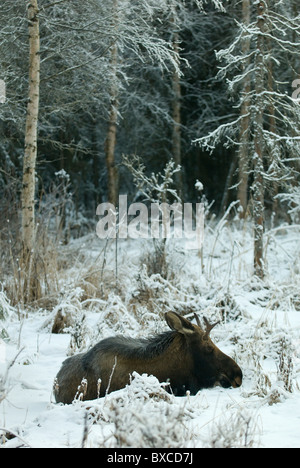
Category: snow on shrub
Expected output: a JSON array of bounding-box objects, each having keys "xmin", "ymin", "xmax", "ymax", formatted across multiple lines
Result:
[
  {"xmin": 278, "ymin": 187, "xmax": 300, "ymax": 223},
  {"xmin": 0, "ymin": 288, "xmax": 15, "ymax": 343},
  {"xmin": 82, "ymin": 372, "xmax": 194, "ymax": 448},
  {"xmin": 203, "ymin": 407, "xmax": 262, "ymax": 448},
  {"xmin": 0, "ymin": 288, "xmax": 15, "ymax": 323}
]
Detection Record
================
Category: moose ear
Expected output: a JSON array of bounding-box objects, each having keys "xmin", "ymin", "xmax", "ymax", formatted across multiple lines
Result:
[{"xmin": 165, "ymin": 312, "xmax": 195, "ymax": 335}]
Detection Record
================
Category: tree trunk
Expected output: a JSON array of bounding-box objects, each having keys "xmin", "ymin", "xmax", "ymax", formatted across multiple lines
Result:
[
  {"xmin": 105, "ymin": 49, "xmax": 119, "ymax": 206},
  {"xmin": 266, "ymin": 0, "xmax": 278, "ymax": 213},
  {"xmin": 220, "ymin": 154, "xmax": 237, "ymax": 214},
  {"xmin": 22, "ymin": 0, "xmax": 40, "ymax": 263},
  {"xmin": 172, "ymin": 30, "xmax": 183, "ymax": 200},
  {"xmin": 253, "ymin": 1, "xmax": 266, "ymax": 279},
  {"xmin": 238, "ymin": 0, "xmax": 251, "ymax": 218},
  {"xmin": 105, "ymin": 0, "xmax": 119, "ymax": 207}
]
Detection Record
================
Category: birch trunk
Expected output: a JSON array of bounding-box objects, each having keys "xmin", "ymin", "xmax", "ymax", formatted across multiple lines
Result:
[{"xmin": 22, "ymin": 0, "xmax": 40, "ymax": 260}]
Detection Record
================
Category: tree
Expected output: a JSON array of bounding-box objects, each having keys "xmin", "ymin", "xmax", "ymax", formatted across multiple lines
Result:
[
  {"xmin": 105, "ymin": 0, "xmax": 120, "ymax": 207},
  {"xmin": 21, "ymin": 0, "xmax": 40, "ymax": 294},
  {"xmin": 101, "ymin": 0, "xmax": 182, "ymax": 204},
  {"xmin": 252, "ymin": 0, "xmax": 266, "ymax": 279},
  {"xmin": 237, "ymin": 0, "xmax": 251, "ymax": 217},
  {"xmin": 0, "ymin": 0, "xmax": 233, "ymax": 221},
  {"xmin": 0, "ymin": 0, "xmax": 181, "ymax": 212},
  {"xmin": 159, "ymin": 0, "xmax": 226, "ymax": 201},
  {"xmin": 171, "ymin": 19, "xmax": 183, "ymax": 200},
  {"xmin": 194, "ymin": 0, "xmax": 300, "ymax": 278}
]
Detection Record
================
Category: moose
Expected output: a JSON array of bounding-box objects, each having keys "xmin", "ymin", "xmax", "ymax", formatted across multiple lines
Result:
[{"xmin": 54, "ymin": 311, "xmax": 242, "ymax": 404}]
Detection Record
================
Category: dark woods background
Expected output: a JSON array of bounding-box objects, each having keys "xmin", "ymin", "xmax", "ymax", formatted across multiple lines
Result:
[{"xmin": 0, "ymin": 0, "xmax": 299, "ymax": 229}]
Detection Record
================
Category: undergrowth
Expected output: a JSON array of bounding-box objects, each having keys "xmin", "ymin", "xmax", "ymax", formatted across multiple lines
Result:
[{"xmin": 1, "ymin": 202, "xmax": 300, "ymax": 447}]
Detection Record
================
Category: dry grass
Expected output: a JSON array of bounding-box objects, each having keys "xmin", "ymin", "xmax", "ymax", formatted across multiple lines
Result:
[{"xmin": 204, "ymin": 408, "xmax": 262, "ymax": 448}]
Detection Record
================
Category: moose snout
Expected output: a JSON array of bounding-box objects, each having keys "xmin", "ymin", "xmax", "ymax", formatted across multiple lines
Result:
[
  {"xmin": 219, "ymin": 367, "xmax": 243, "ymax": 389},
  {"xmin": 232, "ymin": 375, "xmax": 242, "ymax": 388},
  {"xmin": 233, "ymin": 366, "xmax": 243, "ymax": 388}
]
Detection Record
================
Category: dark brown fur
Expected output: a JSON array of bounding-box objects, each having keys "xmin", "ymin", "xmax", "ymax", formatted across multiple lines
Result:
[{"xmin": 54, "ymin": 312, "xmax": 242, "ymax": 404}]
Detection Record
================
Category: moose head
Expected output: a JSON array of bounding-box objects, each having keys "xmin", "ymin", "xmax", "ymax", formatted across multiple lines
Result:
[{"xmin": 165, "ymin": 311, "xmax": 243, "ymax": 391}]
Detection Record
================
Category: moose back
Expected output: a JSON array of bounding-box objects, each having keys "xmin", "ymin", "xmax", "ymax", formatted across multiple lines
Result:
[{"xmin": 54, "ymin": 311, "xmax": 242, "ymax": 404}]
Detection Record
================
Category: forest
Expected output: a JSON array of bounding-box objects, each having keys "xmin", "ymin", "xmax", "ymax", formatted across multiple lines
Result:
[{"xmin": 0, "ymin": 0, "xmax": 300, "ymax": 449}]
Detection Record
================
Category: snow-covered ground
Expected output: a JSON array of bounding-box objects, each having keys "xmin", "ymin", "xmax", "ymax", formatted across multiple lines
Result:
[{"xmin": 1, "ymin": 219, "xmax": 300, "ymax": 448}]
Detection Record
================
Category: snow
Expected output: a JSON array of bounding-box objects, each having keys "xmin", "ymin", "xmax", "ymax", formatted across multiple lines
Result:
[
  {"xmin": 195, "ymin": 180, "xmax": 204, "ymax": 192},
  {"xmin": 1, "ymin": 220, "xmax": 300, "ymax": 448}
]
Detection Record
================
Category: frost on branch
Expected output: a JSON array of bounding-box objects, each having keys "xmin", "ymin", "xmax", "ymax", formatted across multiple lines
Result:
[{"xmin": 99, "ymin": 372, "xmax": 191, "ymax": 448}]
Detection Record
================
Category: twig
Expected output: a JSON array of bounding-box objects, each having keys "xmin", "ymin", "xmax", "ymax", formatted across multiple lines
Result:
[
  {"xmin": 0, "ymin": 427, "xmax": 32, "ymax": 448},
  {"xmin": 104, "ymin": 356, "xmax": 117, "ymax": 403},
  {"xmin": 81, "ymin": 412, "xmax": 89, "ymax": 448},
  {"xmin": 2, "ymin": 347, "xmax": 25, "ymax": 386}
]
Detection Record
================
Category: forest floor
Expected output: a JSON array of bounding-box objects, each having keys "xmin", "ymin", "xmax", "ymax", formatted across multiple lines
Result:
[{"xmin": 1, "ymin": 215, "xmax": 300, "ymax": 448}]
